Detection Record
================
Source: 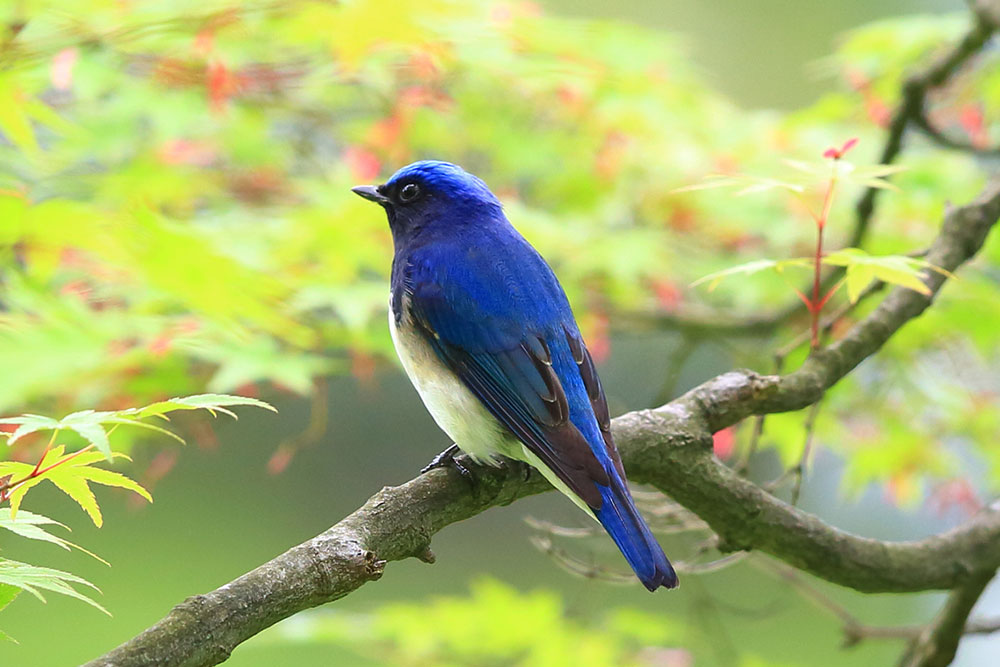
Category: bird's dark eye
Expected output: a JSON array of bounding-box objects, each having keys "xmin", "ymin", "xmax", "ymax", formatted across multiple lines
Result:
[{"xmin": 399, "ymin": 183, "xmax": 421, "ymax": 203}]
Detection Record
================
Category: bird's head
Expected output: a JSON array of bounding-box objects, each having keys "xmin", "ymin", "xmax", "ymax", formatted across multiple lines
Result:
[{"xmin": 352, "ymin": 160, "xmax": 503, "ymax": 240}]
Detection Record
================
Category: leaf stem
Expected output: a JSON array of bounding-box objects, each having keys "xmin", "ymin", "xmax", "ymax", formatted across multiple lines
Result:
[
  {"xmin": 29, "ymin": 429, "xmax": 60, "ymax": 477},
  {"xmin": 0, "ymin": 443, "xmax": 95, "ymax": 501},
  {"xmin": 811, "ymin": 162, "xmax": 840, "ymax": 348}
]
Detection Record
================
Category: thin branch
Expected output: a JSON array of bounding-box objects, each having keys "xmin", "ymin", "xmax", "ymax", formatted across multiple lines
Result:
[
  {"xmin": 651, "ymin": 334, "xmax": 698, "ymax": 406},
  {"xmin": 762, "ymin": 557, "xmax": 1000, "ymax": 649},
  {"xmin": 764, "ymin": 399, "xmax": 823, "ymax": 504},
  {"xmin": 899, "ymin": 569, "xmax": 997, "ymax": 667},
  {"xmin": 964, "ymin": 616, "xmax": 1000, "ymax": 635},
  {"xmin": 912, "ymin": 112, "xmax": 1000, "ymax": 156}
]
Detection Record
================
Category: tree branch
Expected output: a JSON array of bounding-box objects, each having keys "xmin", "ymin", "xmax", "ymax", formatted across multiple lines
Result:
[
  {"xmin": 86, "ymin": 176, "xmax": 1000, "ymax": 666},
  {"xmin": 899, "ymin": 569, "xmax": 997, "ymax": 667},
  {"xmin": 761, "ymin": 554, "xmax": 999, "ymax": 649},
  {"xmin": 911, "ymin": 113, "xmax": 1000, "ymax": 156}
]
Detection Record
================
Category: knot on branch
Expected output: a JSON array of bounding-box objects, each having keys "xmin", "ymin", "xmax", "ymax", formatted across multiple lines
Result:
[
  {"xmin": 683, "ymin": 369, "xmax": 779, "ymax": 432},
  {"xmin": 364, "ymin": 549, "xmax": 387, "ymax": 578}
]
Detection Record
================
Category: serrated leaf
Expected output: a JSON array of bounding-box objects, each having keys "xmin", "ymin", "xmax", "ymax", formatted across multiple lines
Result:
[
  {"xmin": 0, "ymin": 582, "xmax": 18, "ymax": 643},
  {"xmin": 673, "ymin": 174, "xmax": 804, "ymax": 196},
  {"xmin": 733, "ymin": 178, "xmax": 805, "ymax": 196},
  {"xmin": 60, "ymin": 411, "xmax": 112, "ymax": 458},
  {"xmin": 670, "ymin": 175, "xmax": 743, "ymax": 194},
  {"xmin": 872, "ymin": 265, "xmax": 931, "ymax": 294},
  {"xmin": 0, "ymin": 415, "xmax": 59, "ymax": 446},
  {"xmin": 0, "ymin": 394, "xmax": 271, "ymax": 459},
  {"xmin": 691, "ymin": 258, "xmax": 812, "ymax": 291},
  {"xmin": 823, "ymin": 248, "xmax": 939, "ymax": 297},
  {"xmin": 75, "ymin": 467, "xmax": 152, "ymax": 504},
  {"xmin": 0, "ymin": 583, "xmax": 18, "ymax": 612},
  {"xmin": 851, "ymin": 163, "xmax": 909, "ymax": 178},
  {"xmin": 48, "ymin": 473, "xmax": 102, "ymax": 527},
  {"xmin": 132, "ymin": 393, "xmax": 277, "ymax": 419},
  {"xmin": 0, "ymin": 446, "xmax": 149, "ymax": 527},
  {"xmin": 101, "ymin": 417, "xmax": 185, "ymax": 444},
  {"xmin": 0, "ymin": 508, "xmax": 107, "ymax": 564},
  {"xmin": 845, "ymin": 264, "xmax": 876, "ymax": 303},
  {"xmin": 0, "ymin": 508, "xmax": 69, "ymax": 547},
  {"xmin": 0, "ymin": 558, "xmax": 107, "ymax": 614}
]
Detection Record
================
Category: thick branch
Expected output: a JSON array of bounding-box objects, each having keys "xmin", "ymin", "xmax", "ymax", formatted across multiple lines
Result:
[{"xmin": 87, "ymin": 178, "xmax": 1000, "ymax": 666}]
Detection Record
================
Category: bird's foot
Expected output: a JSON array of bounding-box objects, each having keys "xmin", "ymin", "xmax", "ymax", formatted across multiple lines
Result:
[{"xmin": 421, "ymin": 443, "xmax": 474, "ymax": 483}]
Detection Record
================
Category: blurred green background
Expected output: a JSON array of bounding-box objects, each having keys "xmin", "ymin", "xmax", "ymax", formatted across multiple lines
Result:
[{"xmin": 3, "ymin": 0, "xmax": 999, "ymax": 665}]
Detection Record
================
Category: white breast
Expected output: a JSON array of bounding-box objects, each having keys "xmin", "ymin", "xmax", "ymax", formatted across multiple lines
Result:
[
  {"xmin": 389, "ymin": 298, "xmax": 516, "ymax": 464},
  {"xmin": 388, "ymin": 296, "xmax": 598, "ymax": 518}
]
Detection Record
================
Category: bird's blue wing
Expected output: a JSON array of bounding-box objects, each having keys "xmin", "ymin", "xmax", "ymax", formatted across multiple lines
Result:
[
  {"xmin": 400, "ymin": 256, "xmax": 612, "ymax": 510},
  {"xmin": 397, "ymin": 240, "xmax": 677, "ymax": 590}
]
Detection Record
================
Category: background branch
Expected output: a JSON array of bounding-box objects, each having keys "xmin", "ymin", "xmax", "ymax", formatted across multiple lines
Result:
[
  {"xmin": 899, "ymin": 569, "xmax": 997, "ymax": 667},
  {"xmin": 627, "ymin": 9, "xmax": 997, "ymax": 337},
  {"xmin": 87, "ymin": 178, "xmax": 1000, "ymax": 666}
]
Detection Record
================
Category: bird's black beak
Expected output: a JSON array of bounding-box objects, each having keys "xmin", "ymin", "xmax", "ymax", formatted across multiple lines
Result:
[{"xmin": 351, "ymin": 184, "xmax": 390, "ymax": 206}]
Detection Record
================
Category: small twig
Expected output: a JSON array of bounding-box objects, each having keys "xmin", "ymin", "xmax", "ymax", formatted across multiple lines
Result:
[
  {"xmin": 523, "ymin": 516, "xmax": 598, "ymax": 538},
  {"xmin": 269, "ymin": 377, "xmax": 329, "ymax": 472},
  {"xmin": 29, "ymin": 429, "xmax": 60, "ymax": 476},
  {"xmin": 789, "ymin": 401, "xmax": 822, "ymax": 504},
  {"xmin": 964, "ymin": 616, "xmax": 1000, "ymax": 635},
  {"xmin": 912, "ymin": 111, "xmax": 1000, "ymax": 156},
  {"xmin": 651, "ymin": 335, "xmax": 698, "ymax": 406},
  {"xmin": 736, "ymin": 414, "xmax": 766, "ymax": 476},
  {"xmin": 759, "ymin": 558, "xmax": 919, "ymax": 648},
  {"xmin": 900, "ymin": 569, "xmax": 997, "ymax": 667}
]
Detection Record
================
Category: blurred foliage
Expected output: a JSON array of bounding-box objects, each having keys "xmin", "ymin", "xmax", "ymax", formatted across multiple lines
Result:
[
  {"xmin": 1, "ymin": 0, "xmax": 999, "ymax": 663},
  {"xmin": 261, "ymin": 578, "xmax": 706, "ymax": 667}
]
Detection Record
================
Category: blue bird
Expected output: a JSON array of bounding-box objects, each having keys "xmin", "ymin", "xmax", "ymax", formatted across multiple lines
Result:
[{"xmin": 353, "ymin": 161, "xmax": 677, "ymax": 591}]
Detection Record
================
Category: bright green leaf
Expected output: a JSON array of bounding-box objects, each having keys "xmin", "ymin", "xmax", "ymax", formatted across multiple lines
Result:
[
  {"xmin": 845, "ymin": 264, "xmax": 876, "ymax": 303},
  {"xmin": 132, "ymin": 393, "xmax": 277, "ymax": 419},
  {"xmin": 0, "ymin": 558, "xmax": 107, "ymax": 614},
  {"xmin": 0, "ymin": 446, "xmax": 150, "ymax": 527},
  {"xmin": 691, "ymin": 258, "xmax": 812, "ymax": 291},
  {"xmin": 0, "ymin": 508, "xmax": 107, "ymax": 563}
]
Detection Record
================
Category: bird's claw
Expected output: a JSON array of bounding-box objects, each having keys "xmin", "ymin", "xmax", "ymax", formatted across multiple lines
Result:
[{"xmin": 421, "ymin": 443, "xmax": 475, "ymax": 484}]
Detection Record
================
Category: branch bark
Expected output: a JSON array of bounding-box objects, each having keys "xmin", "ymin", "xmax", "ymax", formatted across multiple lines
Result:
[{"xmin": 87, "ymin": 177, "xmax": 1000, "ymax": 666}]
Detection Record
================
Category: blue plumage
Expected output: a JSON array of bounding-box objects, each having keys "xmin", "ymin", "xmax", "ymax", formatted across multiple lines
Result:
[{"xmin": 353, "ymin": 160, "xmax": 677, "ymax": 591}]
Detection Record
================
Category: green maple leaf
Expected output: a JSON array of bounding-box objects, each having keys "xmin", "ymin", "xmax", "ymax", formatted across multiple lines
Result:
[{"xmin": 0, "ymin": 446, "xmax": 151, "ymax": 528}]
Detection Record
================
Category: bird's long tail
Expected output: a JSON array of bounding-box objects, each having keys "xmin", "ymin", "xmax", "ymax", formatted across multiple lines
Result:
[{"xmin": 594, "ymin": 470, "xmax": 678, "ymax": 591}]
